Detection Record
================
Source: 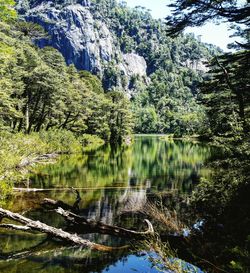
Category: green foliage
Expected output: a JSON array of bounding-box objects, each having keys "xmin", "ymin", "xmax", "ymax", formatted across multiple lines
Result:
[
  {"xmin": 0, "ymin": 0, "xmax": 17, "ymax": 22},
  {"xmin": 0, "ymin": 20, "xmax": 133, "ymax": 142},
  {"xmin": 134, "ymin": 106, "xmax": 158, "ymax": 133},
  {"xmin": 38, "ymin": 129, "xmax": 83, "ymax": 154},
  {"xmin": 132, "ymin": 68, "xmax": 209, "ymax": 135},
  {"xmin": 78, "ymin": 134, "xmax": 105, "ymax": 151},
  {"xmin": 87, "ymin": 0, "xmax": 220, "ymax": 135},
  {"xmin": 200, "ymin": 51, "xmax": 250, "ymax": 137},
  {"xmin": 107, "ymin": 91, "xmax": 134, "ymax": 143}
]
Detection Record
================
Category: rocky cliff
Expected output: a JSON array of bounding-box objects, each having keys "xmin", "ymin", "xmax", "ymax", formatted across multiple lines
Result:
[
  {"xmin": 16, "ymin": 0, "xmax": 216, "ymax": 94},
  {"xmin": 16, "ymin": 0, "xmax": 148, "ymax": 91}
]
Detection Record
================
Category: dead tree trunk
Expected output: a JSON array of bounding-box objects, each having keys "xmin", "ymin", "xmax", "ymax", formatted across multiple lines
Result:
[
  {"xmin": 55, "ymin": 207, "xmax": 154, "ymax": 239},
  {"xmin": 0, "ymin": 204, "xmax": 155, "ymax": 252},
  {"xmin": 0, "ymin": 208, "xmax": 127, "ymax": 252},
  {"xmin": 42, "ymin": 198, "xmax": 154, "ymax": 239}
]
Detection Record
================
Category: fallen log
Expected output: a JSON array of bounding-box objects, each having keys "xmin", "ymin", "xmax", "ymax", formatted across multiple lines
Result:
[
  {"xmin": 42, "ymin": 198, "xmax": 154, "ymax": 239},
  {"xmin": 56, "ymin": 207, "xmax": 154, "ymax": 239},
  {"xmin": 0, "ymin": 208, "xmax": 128, "ymax": 252}
]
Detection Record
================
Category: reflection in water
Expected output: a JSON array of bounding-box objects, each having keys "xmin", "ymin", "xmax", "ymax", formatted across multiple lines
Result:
[
  {"xmin": 0, "ymin": 247, "xmax": 204, "ymax": 273},
  {"xmin": 29, "ymin": 136, "xmax": 212, "ymax": 192},
  {"xmin": 0, "ymin": 136, "xmax": 212, "ymax": 272}
]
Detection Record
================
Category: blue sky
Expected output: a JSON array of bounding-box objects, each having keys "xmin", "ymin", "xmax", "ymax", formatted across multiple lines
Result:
[{"xmin": 125, "ymin": 0, "xmax": 245, "ymax": 51}]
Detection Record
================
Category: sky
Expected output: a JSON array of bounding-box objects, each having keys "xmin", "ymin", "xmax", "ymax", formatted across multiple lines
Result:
[{"xmin": 125, "ymin": 0, "xmax": 244, "ymax": 51}]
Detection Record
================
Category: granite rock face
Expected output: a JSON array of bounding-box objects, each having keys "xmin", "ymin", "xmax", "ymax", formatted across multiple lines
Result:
[
  {"xmin": 17, "ymin": 0, "xmax": 148, "ymax": 91},
  {"xmin": 121, "ymin": 53, "xmax": 147, "ymax": 77}
]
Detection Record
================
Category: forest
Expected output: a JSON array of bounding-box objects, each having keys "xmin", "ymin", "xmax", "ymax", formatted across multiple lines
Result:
[{"xmin": 0, "ymin": 0, "xmax": 249, "ymax": 272}]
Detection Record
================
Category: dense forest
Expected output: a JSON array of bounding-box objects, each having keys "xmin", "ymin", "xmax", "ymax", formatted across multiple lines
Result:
[
  {"xmin": 16, "ymin": 0, "xmax": 222, "ymax": 135},
  {"xmin": 0, "ymin": 9, "xmax": 132, "ymax": 140},
  {"xmin": 0, "ymin": 0, "xmax": 220, "ymax": 189}
]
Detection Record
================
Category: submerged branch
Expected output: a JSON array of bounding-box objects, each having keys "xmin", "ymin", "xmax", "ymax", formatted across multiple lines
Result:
[
  {"xmin": 55, "ymin": 207, "xmax": 154, "ymax": 239},
  {"xmin": 0, "ymin": 208, "xmax": 128, "ymax": 252},
  {"xmin": 42, "ymin": 198, "xmax": 154, "ymax": 239}
]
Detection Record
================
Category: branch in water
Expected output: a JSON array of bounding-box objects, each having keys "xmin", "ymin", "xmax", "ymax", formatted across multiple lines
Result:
[
  {"xmin": 42, "ymin": 198, "xmax": 154, "ymax": 239},
  {"xmin": 56, "ymin": 207, "xmax": 154, "ymax": 239},
  {"xmin": 0, "ymin": 207, "xmax": 128, "ymax": 252}
]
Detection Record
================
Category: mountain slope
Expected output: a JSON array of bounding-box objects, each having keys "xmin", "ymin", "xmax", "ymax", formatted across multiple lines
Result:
[
  {"xmin": 16, "ymin": 0, "xmax": 221, "ymax": 135},
  {"xmin": 17, "ymin": 0, "xmax": 149, "ymax": 92}
]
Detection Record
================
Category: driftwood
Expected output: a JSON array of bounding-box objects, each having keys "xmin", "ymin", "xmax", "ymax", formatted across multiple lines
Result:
[
  {"xmin": 0, "ymin": 223, "xmax": 32, "ymax": 232},
  {"xmin": 42, "ymin": 188, "xmax": 81, "ymax": 212},
  {"xmin": 0, "ymin": 208, "xmax": 127, "ymax": 252},
  {"xmin": 42, "ymin": 198, "xmax": 154, "ymax": 239},
  {"xmin": 17, "ymin": 153, "xmax": 58, "ymax": 169},
  {"xmin": 0, "ymin": 201, "xmax": 154, "ymax": 253},
  {"xmin": 0, "ymin": 188, "xmax": 155, "ymax": 253},
  {"xmin": 56, "ymin": 207, "xmax": 154, "ymax": 239},
  {"xmin": 42, "ymin": 198, "xmax": 76, "ymax": 211}
]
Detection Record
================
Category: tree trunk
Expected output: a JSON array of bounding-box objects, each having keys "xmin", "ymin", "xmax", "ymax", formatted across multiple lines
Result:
[
  {"xmin": 42, "ymin": 198, "xmax": 154, "ymax": 239},
  {"xmin": 28, "ymin": 94, "xmax": 41, "ymax": 134},
  {"xmin": 60, "ymin": 112, "xmax": 71, "ymax": 129},
  {"xmin": 0, "ymin": 208, "xmax": 128, "ymax": 252},
  {"xmin": 18, "ymin": 118, "xmax": 23, "ymax": 132},
  {"xmin": 56, "ymin": 207, "xmax": 154, "ymax": 239}
]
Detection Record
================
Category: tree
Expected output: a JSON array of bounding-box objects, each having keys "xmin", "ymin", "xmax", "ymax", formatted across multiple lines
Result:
[
  {"xmin": 166, "ymin": 0, "xmax": 250, "ymax": 36},
  {"xmin": 201, "ymin": 51, "xmax": 250, "ymax": 135},
  {"xmin": 0, "ymin": 31, "xmax": 24, "ymax": 129},
  {"xmin": 0, "ymin": 0, "xmax": 17, "ymax": 22},
  {"xmin": 166, "ymin": 0, "xmax": 250, "ymax": 136},
  {"xmin": 107, "ymin": 91, "xmax": 134, "ymax": 143},
  {"xmin": 14, "ymin": 21, "xmax": 47, "ymax": 41}
]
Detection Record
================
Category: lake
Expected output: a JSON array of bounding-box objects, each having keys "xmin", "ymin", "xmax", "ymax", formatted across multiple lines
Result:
[{"xmin": 0, "ymin": 135, "xmax": 213, "ymax": 273}]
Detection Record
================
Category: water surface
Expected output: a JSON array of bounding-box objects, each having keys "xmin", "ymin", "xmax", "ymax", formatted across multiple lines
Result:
[{"xmin": 0, "ymin": 136, "xmax": 213, "ymax": 272}]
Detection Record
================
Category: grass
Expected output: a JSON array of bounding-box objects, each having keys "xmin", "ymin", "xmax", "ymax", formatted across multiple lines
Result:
[
  {"xmin": 141, "ymin": 201, "xmax": 186, "ymax": 234},
  {"xmin": 122, "ymin": 197, "xmax": 186, "ymax": 235},
  {"xmin": 0, "ymin": 130, "xmax": 104, "ymax": 204}
]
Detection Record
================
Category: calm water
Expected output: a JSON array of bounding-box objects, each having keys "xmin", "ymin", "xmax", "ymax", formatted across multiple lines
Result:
[{"xmin": 0, "ymin": 136, "xmax": 213, "ymax": 272}]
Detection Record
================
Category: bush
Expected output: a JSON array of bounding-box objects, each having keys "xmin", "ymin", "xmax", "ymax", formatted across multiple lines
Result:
[
  {"xmin": 78, "ymin": 134, "xmax": 105, "ymax": 151},
  {"xmin": 0, "ymin": 130, "xmax": 101, "ymax": 194},
  {"xmin": 38, "ymin": 129, "xmax": 82, "ymax": 154}
]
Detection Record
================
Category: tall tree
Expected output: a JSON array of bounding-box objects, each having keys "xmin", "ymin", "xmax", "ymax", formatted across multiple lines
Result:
[{"xmin": 165, "ymin": 0, "xmax": 250, "ymax": 136}]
